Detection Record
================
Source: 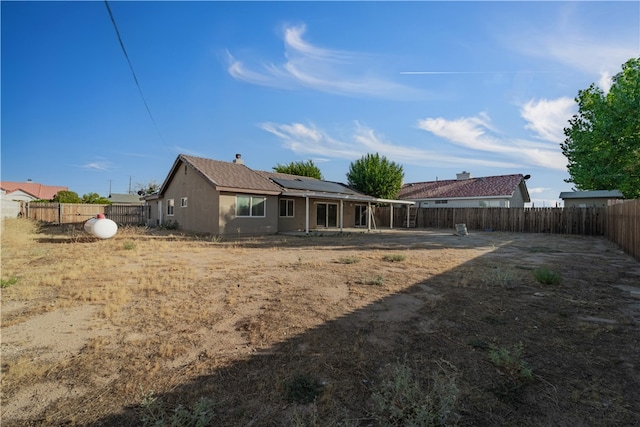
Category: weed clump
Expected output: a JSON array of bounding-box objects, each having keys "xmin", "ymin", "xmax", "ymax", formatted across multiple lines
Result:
[
  {"xmin": 489, "ymin": 343, "xmax": 533, "ymax": 382},
  {"xmin": 533, "ymin": 267, "xmax": 562, "ymax": 285},
  {"xmin": 284, "ymin": 375, "xmax": 324, "ymax": 404},
  {"xmin": 372, "ymin": 360, "xmax": 459, "ymax": 426},
  {"xmin": 356, "ymin": 274, "xmax": 384, "ymax": 286},
  {"xmin": 1, "ymin": 276, "xmax": 18, "ymax": 288},
  {"xmin": 139, "ymin": 390, "xmax": 216, "ymax": 427},
  {"xmin": 382, "ymin": 254, "xmax": 406, "ymax": 262},
  {"xmin": 337, "ymin": 256, "xmax": 360, "ymax": 264}
]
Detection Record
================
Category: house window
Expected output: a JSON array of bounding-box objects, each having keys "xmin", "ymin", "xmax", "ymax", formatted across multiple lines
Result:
[
  {"xmin": 181, "ymin": 197, "xmax": 188, "ymax": 207},
  {"xmin": 435, "ymin": 200, "xmax": 448, "ymax": 204},
  {"xmin": 236, "ymin": 195, "xmax": 266, "ymax": 217},
  {"xmin": 167, "ymin": 199, "xmax": 174, "ymax": 216},
  {"xmin": 279, "ymin": 199, "xmax": 294, "ymax": 217}
]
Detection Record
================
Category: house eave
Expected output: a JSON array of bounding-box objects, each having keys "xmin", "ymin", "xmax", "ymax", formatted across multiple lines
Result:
[{"xmin": 218, "ymin": 187, "xmax": 280, "ymax": 196}]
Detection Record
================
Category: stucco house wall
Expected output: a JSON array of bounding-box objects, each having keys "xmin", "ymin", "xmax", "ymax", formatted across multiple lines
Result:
[
  {"xmin": 219, "ymin": 193, "xmax": 278, "ymax": 235},
  {"xmin": 277, "ymin": 197, "xmax": 308, "ymax": 232},
  {"xmin": 161, "ymin": 161, "xmax": 220, "ymax": 234}
]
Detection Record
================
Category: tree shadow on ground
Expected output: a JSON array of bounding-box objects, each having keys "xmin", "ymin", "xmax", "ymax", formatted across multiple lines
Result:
[{"xmin": 73, "ymin": 234, "xmax": 640, "ymax": 426}]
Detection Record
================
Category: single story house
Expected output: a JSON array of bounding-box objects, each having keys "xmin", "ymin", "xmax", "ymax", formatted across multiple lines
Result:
[
  {"xmin": 0, "ymin": 180, "xmax": 68, "ymax": 202},
  {"xmin": 108, "ymin": 193, "xmax": 144, "ymax": 204},
  {"xmin": 397, "ymin": 171, "xmax": 531, "ymax": 208},
  {"xmin": 145, "ymin": 154, "xmax": 413, "ymax": 235},
  {"xmin": 559, "ymin": 190, "xmax": 624, "ymax": 208}
]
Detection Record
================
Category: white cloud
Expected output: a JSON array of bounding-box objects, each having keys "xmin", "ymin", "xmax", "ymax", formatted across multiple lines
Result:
[
  {"xmin": 520, "ymin": 97, "xmax": 576, "ymax": 142},
  {"xmin": 599, "ymin": 70, "xmax": 613, "ymax": 93},
  {"xmin": 260, "ymin": 121, "xmax": 513, "ymax": 169},
  {"xmin": 528, "ymin": 187, "xmax": 551, "ymax": 194},
  {"xmin": 227, "ymin": 24, "xmax": 422, "ymax": 99},
  {"xmin": 417, "ymin": 112, "xmax": 567, "ymax": 171}
]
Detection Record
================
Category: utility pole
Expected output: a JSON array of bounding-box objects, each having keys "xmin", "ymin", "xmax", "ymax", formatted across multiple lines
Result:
[
  {"xmin": 129, "ymin": 176, "xmax": 132, "ymax": 194},
  {"xmin": 109, "ymin": 180, "xmax": 112, "ymax": 196}
]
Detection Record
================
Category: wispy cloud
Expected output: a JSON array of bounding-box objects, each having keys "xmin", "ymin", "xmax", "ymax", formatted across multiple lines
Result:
[
  {"xmin": 227, "ymin": 24, "xmax": 422, "ymax": 99},
  {"xmin": 504, "ymin": 6, "xmax": 639, "ymax": 81},
  {"xmin": 520, "ymin": 97, "xmax": 576, "ymax": 142},
  {"xmin": 173, "ymin": 145, "xmax": 206, "ymax": 157},
  {"xmin": 260, "ymin": 120, "xmax": 513, "ymax": 169},
  {"xmin": 78, "ymin": 159, "xmax": 113, "ymax": 172},
  {"xmin": 417, "ymin": 112, "xmax": 567, "ymax": 171}
]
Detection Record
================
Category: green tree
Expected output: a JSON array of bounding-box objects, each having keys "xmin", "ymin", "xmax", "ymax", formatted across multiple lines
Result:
[
  {"xmin": 273, "ymin": 160, "xmax": 323, "ymax": 180},
  {"xmin": 82, "ymin": 193, "xmax": 111, "ymax": 204},
  {"xmin": 561, "ymin": 57, "xmax": 640, "ymax": 199},
  {"xmin": 51, "ymin": 190, "xmax": 82, "ymax": 203},
  {"xmin": 347, "ymin": 153, "xmax": 404, "ymax": 199}
]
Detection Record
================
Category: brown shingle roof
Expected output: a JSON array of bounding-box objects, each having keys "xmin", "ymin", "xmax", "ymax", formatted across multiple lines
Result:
[
  {"xmin": 175, "ymin": 155, "xmax": 282, "ymax": 194},
  {"xmin": 0, "ymin": 181, "xmax": 68, "ymax": 200},
  {"xmin": 399, "ymin": 174, "xmax": 526, "ymax": 200}
]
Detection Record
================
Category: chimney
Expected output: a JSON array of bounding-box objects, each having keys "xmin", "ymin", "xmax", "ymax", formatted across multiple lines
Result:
[
  {"xmin": 233, "ymin": 154, "xmax": 244, "ymax": 165},
  {"xmin": 456, "ymin": 171, "xmax": 471, "ymax": 180}
]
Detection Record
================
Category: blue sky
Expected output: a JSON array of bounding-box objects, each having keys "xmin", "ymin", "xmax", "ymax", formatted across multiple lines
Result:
[{"xmin": 2, "ymin": 1, "xmax": 638, "ymax": 206}]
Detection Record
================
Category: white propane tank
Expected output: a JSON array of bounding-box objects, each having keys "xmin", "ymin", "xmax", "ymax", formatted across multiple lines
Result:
[{"xmin": 84, "ymin": 214, "xmax": 118, "ymax": 239}]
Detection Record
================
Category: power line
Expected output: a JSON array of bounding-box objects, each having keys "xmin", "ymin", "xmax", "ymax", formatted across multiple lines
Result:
[{"xmin": 104, "ymin": 1, "xmax": 163, "ymax": 140}]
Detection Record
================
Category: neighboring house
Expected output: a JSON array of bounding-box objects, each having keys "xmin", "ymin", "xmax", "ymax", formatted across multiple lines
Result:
[
  {"xmin": 108, "ymin": 193, "xmax": 144, "ymax": 204},
  {"xmin": 398, "ymin": 171, "xmax": 531, "ymax": 208},
  {"xmin": 559, "ymin": 190, "xmax": 624, "ymax": 208},
  {"xmin": 0, "ymin": 181, "xmax": 68, "ymax": 202},
  {"xmin": 146, "ymin": 154, "xmax": 413, "ymax": 235}
]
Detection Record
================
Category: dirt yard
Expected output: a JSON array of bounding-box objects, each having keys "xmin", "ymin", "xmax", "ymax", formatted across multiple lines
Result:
[{"xmin": 1, "ymin": 219, "xmax": 640, "ymax": 426}]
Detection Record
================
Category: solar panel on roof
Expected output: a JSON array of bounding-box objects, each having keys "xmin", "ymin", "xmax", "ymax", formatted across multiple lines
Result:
[{"xmin": 272, "ymin": 178, "xmax": 360, "ymax": 195}]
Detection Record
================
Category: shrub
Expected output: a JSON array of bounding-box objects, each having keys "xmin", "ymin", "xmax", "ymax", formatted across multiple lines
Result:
[{"xmin": 161, "ymin": 220, "xmax": 179, "ymax": 230}]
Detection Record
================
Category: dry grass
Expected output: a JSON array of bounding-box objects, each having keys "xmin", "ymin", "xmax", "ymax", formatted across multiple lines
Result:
[{"xmin": 2, "ymin": 218, "xmax": 640, "ymax": 426}]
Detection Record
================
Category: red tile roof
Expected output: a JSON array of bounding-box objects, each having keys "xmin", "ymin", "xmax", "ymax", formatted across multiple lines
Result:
[
  {"xmin": 0, "ymin": 182, "xmax": 68, "ymax": 200},
  {"xmin": 398, "ymin": 174, "xmax": 526, "ymax": 200}
]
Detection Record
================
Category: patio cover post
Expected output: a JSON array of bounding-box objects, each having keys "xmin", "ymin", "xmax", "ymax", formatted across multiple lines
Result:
[
  {"xmin": 406, "ymin": 205, "xmax": 410, "ymax": 228},
  {"xmin": 340, "ymin": 200, "xmax": 344, "ymax": 232},
  {"xmin": 367, "ymin": 202, "xmax": 372, "ymax": 232},
  {"xmin": 390, "ymin": 204, "xmax": 394, "ymax": 229},
  {"xmin": 305, "ymin": 196, "xmax": 310, "ymax": 234}
]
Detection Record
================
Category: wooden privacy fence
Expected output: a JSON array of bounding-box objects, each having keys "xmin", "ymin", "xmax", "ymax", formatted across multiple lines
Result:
[
  {"xmin": 374, "ymin": 203, "xmax": 639, "ymax": 261},
  {"xmin": 22, "ymin": 203, "xmax": 149, "ymax": 226},
  {"xmin": 375, "ymin": 207, "xmax": 605, "ymax": 235},
  {"xmin": 604, "ymin": 200, "xmax": 639, "ymax": 262}
]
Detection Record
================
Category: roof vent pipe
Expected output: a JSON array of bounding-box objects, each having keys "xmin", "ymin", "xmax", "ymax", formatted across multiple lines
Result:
[{"xmin": 233, "ymin": 154, "xmax": 244, "ymax": 165}]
